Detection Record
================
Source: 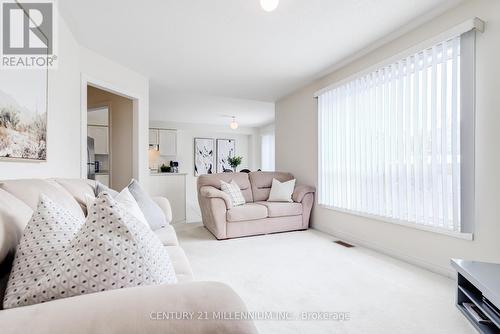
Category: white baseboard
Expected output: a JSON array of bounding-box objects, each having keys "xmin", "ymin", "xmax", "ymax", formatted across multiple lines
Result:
[{"xmin": 313, "ymin": 225, "xmax": 456, "ymax": 278}]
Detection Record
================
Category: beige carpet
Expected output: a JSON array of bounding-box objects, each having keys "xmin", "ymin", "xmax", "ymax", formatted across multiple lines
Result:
[{"xmin": 174, "ymin": 223, "xmax": 474, "ymax": 334}]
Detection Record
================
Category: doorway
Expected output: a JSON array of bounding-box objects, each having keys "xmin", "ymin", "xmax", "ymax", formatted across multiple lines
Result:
[{"xmin": 86, "ymin": 85, "xmax": 134, "ymax": 190}]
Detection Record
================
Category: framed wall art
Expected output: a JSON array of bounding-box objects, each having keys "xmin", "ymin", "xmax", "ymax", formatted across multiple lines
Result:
[
  {"xmin": 0, "ymin": 69, "xmax": 48, "ymax": 161},
  {"xmin": 194, "ymin": 137, "xmax": 215, "ymax": 176},
  {"xmin": 216, "ymin": 138, "xmax": 235, "ymax": 172}
]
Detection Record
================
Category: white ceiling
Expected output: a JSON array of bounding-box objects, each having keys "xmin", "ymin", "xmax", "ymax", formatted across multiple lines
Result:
[
  {"xmin": 59, "ymin": 0, "xmax": 462, "ymax": 126},
  {"xmin": 150, "ymin": 92, "xmax": 275, "ymax": 127}
]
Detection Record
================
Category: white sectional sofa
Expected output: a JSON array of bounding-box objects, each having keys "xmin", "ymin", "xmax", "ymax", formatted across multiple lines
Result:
[{"xmin": 0, "ymin": 178, "xmax": 257, "ymax": 334}]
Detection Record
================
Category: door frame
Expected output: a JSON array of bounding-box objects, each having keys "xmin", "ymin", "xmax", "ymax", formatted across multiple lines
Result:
[{"xmin": 80, "ymin": 74, "xmax": 142, "ymax": 184}]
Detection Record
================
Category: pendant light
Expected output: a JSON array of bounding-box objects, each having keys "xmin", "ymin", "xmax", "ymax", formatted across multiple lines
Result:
[
  {"xmin": 260, "ymin": 0, "xmax": 279, "ymax": 12},
  {"xmin": 230, "ymin": 116, "xmax": 239, "ymax": 130}
]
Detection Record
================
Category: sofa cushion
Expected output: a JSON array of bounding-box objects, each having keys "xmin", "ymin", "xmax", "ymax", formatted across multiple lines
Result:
[
  {"xmin": 0, "ymin": 189, "xmax": 33, "ymax": 264},
  {"xmin": 226, "ymin": 203, "xmax": 268, "ymax": 222},
  {"xmin": 0, "ymin": 282, "xmax": 258, "ymax": 334},
  {"xmin": 256, "ymin": 201, "xmax": 302, "ymax": 218},
  {"xmin": 53, "ymin": 178, "xmax": 96, "ymax": 214},
  {"xmin": 0, "ymin": 179, "xmax": 84, "ymax": 220},
  {"xmin": 154, "ymin": 225, "xmax": 179, "ymax": 246},
  {"xmin": 248, "ymin": 171, "xmax": 294, "ymax": 202},
  {"xmin": 198, "ymin": 173, "xmax": 253, "ymax": 203}
]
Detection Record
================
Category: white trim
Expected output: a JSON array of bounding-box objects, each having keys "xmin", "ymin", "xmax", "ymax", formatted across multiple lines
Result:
[
  {"xmin": 319, "ymin": 205, "xmax": 474, "ymax": 241},
  {"xmin": 314, "ymin": 18, "xmax": 485, "ymax": 97},
  {"xmin": 80, "ymin": 73, "xmax": 143, "ymax": 182},
  {"xmin": 459, "ymin": 30, "xmax": 476, "ymax": 234},
  {"xmin": 317, "ymin": 227, "xmax": 456, "ymax": 278}
]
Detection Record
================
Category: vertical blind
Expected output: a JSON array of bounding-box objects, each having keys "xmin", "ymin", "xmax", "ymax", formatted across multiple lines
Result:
[{"xmin": 318, "ymin": 35, "xmax": 464, "ymax": 232}]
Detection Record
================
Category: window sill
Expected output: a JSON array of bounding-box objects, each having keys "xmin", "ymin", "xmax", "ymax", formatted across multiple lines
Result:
[{"xmin": 318, "ymin": 205, "xmax": 474, "ymax": 241}]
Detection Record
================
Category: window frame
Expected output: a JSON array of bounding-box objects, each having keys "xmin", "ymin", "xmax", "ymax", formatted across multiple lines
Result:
[{"xmin": 314, "ymin": 19, "xmax": 484, "ymax": 240}]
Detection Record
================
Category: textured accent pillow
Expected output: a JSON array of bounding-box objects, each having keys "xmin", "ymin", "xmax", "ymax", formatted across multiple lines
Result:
[
  {"xmin": 127, "ymin": 179, "xmax": 167, "ymax": 230},
  {"xmin": 267, "ymin": 178, "xmax": 296, "ymax": 202},
  {"xmin": 220, "ymin": 180, "xmax": 246, "ymax": 206},
  {"xmin": 3, "ymin": 194, "xmax": 85, "ymax": 309},
  {"xmin": 3, "ymin": 192, "xmax": 177, "ymax": 309}
]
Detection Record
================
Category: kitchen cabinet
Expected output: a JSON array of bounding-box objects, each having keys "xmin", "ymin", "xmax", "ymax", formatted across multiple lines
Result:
[
  {"xmin": 88, "ymin": 126, "xmax": 109, "ymax": 155},
  {"xmin": 159, "ymin": 129, "xmax": 177, "ymax": 157},
  {"xmin": 87, "ymin": 107, "xmax": 109, "ymax": 126},
  {"xmin": 149, "ymin": 129, "xmax": 159, "ymax": 146},
  {"xmin": 149, "ymin": 173, "xmax": 186, "ymax": 223}
]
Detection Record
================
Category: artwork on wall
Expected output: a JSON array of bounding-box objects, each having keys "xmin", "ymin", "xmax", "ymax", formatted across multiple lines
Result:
[
  {"xmin": 216, "ymin": 139, "xmax": 236, "ymax": 173},
  {"xmin": 194, "ymin": 138, "xmax": 215, "ymax": 176},
  {"xmin": 0, "ymin": 69, "xmax": 48, "ymax": 161}
]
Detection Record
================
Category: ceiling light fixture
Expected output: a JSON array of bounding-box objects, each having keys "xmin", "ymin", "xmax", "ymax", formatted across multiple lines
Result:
[
  {"xmin": 260, "ymin": 0, "xmax": 279, "ymax": 12},
  {"xmin": 230, "ymin": 116, "xmax": 239, "ymax": 130}
]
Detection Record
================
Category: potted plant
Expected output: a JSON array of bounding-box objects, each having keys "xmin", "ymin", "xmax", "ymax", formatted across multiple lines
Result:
[
  {"xmin": 160, "ymin": 163, "xmax": 170, "ymax": 173},
  {"xmin": 227, "ymin": 156, "xmax": 242, "ymax": 172}
]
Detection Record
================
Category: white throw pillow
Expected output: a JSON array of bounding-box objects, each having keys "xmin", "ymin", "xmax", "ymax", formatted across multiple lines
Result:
[
  {"xmin": 4, "ymin": 193, "xmax": 177, "ymax": 309},
  {"xmin": 128, "ymin": 179, "xmax": 167, "ymax": 230},
  {"xmin": 86, "ymin": 188, "xmax": 149, "ymax": 228},
  {"xmin": 220, "ymin": 180, "xmax": 246, "ymax": 206},
  {"xmin": 115, "ymin": 188, "xmax": 150, "ymax": 227},
  {"xmin": 267, "ymin": 178, "xmax": 296, "ymax": 202}
]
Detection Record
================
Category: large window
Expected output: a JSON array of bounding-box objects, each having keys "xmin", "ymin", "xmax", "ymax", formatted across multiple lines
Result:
[
  {"xmin": 316, "ymin": 24, "xmax": 479, "ymax": 236},
  {"xmin": 261, "ymin": 132, "xmax": 275, "ymax": 171}
]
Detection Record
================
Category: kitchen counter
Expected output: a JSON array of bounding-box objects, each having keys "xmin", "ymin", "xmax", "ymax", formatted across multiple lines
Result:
[
  {"xmin": 150, "ymin": 172, "xmax": 187, "ymax": 176},
  {"xmin": 148, "ymin": 172, "xmax": 187, "ymax": 223}
]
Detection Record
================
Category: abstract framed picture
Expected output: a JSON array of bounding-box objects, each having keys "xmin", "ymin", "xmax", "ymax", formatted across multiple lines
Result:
[
  {"xmin": 216, "ymin": 139, "xmax": 235, "ymax": 173},
  {"xmin": 0, "ymin": 69, "xmax": 48, "ymax": 161},
  {"xmin": 194, "ymin": 138, "xmax": 215, "ymax": 176}
]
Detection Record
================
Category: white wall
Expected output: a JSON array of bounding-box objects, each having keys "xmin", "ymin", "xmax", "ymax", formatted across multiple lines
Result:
[
  {"xmin": 275, "ymin": 0, "xmax": 500, "ymax": 276},
  {"xmin": 0, "ymin": 9, "xmax": 150, "ymax": 187},
  {"xmin": 150, "ymin": 121, "xmax": 258, "ymax": 222},
  {"xmin": 79, "ymin": 47, "xmax": 149, "ymax": 186}
]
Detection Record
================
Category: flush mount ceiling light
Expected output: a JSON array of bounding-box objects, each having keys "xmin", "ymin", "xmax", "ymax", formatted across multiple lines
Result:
[
  {"xmin": 260, "ymin": 0, "xmax": 279, "ymax": 12},
  {"xmin": 230, "ymin": 116, "xmax": 239, "ymax": 130}
]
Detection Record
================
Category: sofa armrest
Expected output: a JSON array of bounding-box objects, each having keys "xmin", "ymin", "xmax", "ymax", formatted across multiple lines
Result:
[
  {"xmin": 292, "ymin": 185, "xmax": 316, "ymax": 203},
  {"xmin": 0, "ymin": 282, "xmax": 258, "ymax": 334},
  {"xmin": 152, "ymin": 196, "xmax": 173, "ymax": 224},
  {"xmin": 199, "ymin": 186, "xmax": 232, "ymax": 209}
]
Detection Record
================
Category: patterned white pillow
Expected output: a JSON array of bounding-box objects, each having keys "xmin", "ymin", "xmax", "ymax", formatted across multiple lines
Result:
[
  {"xmin": 3, "ymin": 194, "xmax": 84, "ymax": 308},
  {"xmin": 220, "ymin": 180, "xmax": 246, "ymax": 206},
  {"xmin": 3, "ymin": 192, "xmax": 177, "ymax": 309}
]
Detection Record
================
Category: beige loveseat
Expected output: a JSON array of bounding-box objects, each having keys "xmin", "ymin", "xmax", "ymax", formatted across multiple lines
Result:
[
  {"xmin": 0, "ymin": 178, "xmax": 257, "ymax": 334},
  {"xmin": 197, "ymin": 171, "xmax": 315, "ymax": 239}
]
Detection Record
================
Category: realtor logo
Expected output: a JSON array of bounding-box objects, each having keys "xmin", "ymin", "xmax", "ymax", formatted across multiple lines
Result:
[{"xmin": 1, "ymin": 0, "xmax": 57, "ymax": 68}]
